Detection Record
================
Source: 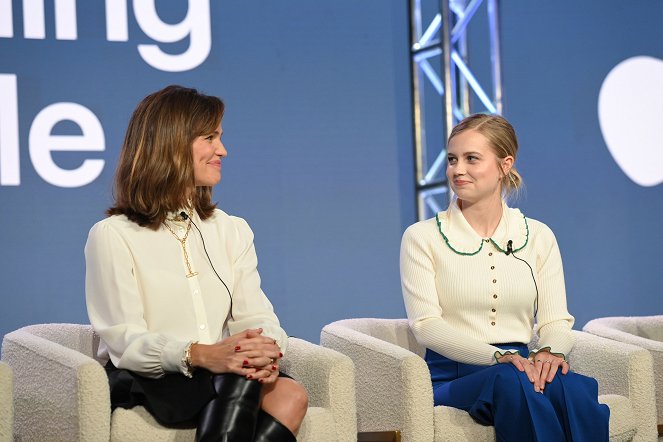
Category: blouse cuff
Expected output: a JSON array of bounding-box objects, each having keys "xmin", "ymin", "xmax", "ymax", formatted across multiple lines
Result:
[
  {"xmin": 493, "ymin": 349, "xmax": 521, "ymax": 363},
  {"xmin": 528, "ymin": 346, "xmax": 567, "ymax": 362},
  {"xmin": 160, "ymin": 340, "xmax": 190, "ymax": 375}
]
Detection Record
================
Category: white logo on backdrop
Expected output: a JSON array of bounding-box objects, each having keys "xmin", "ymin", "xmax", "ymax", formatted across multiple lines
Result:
[
  {"xmin": 598, "ymin": 56, "xmax": 663, "ymax": 187},
  {"xmin": 0, "ymin": 0, "xmax": 211, "ymax": 187}
]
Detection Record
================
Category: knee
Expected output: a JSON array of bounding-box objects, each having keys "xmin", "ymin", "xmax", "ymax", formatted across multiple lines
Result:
[
  {"xmin": 286, "ymin": 381, "xmax": 309, "ymax": 417},
  {"xmin": 491, "ymin": 365, "xmax": 529, "ymax": 400},
  {"xmin": 493, "ymin": 364, "xmax": 521, "ymax": 388},
  {"xmin": 263, "ymin": 378, "xmax": 309, "ymax": 422},
  {"xmin": 546, "ymin": 371, "xmax": 597, "ymax": 399}
]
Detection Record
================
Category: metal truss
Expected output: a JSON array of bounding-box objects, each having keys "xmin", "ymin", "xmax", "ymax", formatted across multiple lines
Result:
[{"xmin": 409, "ymin": 0, "xmax": 503, "ymax": 220}]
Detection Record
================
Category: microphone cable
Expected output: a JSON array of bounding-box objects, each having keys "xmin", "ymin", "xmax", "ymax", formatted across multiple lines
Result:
[
  {"xmin": 180, "ymin": 211, "xmax": 234, "ymax": 321},
  {"xmin": 506, "ymin": 240, "xmax": 539, "ymax": 319}
]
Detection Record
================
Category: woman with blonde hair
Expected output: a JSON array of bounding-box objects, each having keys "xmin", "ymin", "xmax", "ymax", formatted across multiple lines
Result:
[
  {"xmin": 401, "ymin": 114, "xmax": 609, "ymax": 441},
  {"xmin": 85, "ymin": 85, "xmax": 307, "ymax": 441}
]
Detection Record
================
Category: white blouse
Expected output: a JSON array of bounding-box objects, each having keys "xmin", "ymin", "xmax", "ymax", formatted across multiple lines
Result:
[
  {"xmin": 401, "ymin": 201, "xmax": 575, "ymax": 366},
  {"xmin": 85, "ymin": 208, "xmax": 288, "ymax": 378}
]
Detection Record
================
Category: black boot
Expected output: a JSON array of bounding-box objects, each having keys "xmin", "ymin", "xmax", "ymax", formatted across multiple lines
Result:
[
  {"xmin": 195, "ymin": 374, "xmax": 263, "ymax": 442},
  {"xmin": 253, "ymin": 410, "xmax": 297, "ymax": 442}
]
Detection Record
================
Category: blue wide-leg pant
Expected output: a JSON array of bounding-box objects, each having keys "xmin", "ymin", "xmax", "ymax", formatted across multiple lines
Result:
[{"xmin": 426, "ymin": 345, "xmax": 609, "ymax": 442}]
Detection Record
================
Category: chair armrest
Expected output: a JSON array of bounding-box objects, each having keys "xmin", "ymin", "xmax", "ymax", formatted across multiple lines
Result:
[
  {"xmin": 569, "ymin": 330, "xmax": 657, "ymax": 442},
  {"xmin": 630, "ymin": 315, "xmax": 663, "ymax": 342},
  {"xmin": 280, "ymin": 337, "xmax": 357, "ymax": 442},
  {"xmin": 321, "ymin": 324, "xmax": 434, "ymax": 442},
  {"xmin": 583, "ymin": 318, "xmax": 663, "ymax": 353},
  {"xmin": 0, "ymin": 361, "xmax": 12, "ymax": 442},
  {"xmin": 2, "ymin": 329, "xmax": 110, "ymax": 442},
  {"xmin": 584, "ymin": 318, "xmax": 663, "ymax": 432}
]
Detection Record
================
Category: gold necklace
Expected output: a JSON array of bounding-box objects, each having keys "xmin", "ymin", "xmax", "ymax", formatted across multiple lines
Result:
[
  {"xmin": 163, "ymin": 210, "xmax": 198, "ymax": 278},
  {"xmin": 166, "ymin": 212, "xmax": 187, "ymax": 222}
]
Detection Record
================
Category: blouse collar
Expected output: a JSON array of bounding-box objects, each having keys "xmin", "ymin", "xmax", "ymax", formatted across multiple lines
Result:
[
  {"xmin": 165, "ymin": 208, "xmax": 194, "ymax": 224},
  {"xmin": 435, "ymin": 200, "xmax": 529, "ymax": 256}
]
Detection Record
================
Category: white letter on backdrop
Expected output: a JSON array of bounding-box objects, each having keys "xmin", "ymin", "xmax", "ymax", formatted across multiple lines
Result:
[
  {"xmin": 134, "ymin": 0, "xmax": 211, "ymax": 72},
  {"xmin": 0, "ymin": 74, "xmax": 20, "ymax": 186},
  {"xmin": 29, "ymin": 103, "xmax": 105, "ymax": 187},
  {"xmin": 0, "ymin": 0, "xmax": 13, "ymax": 38},
  {"xmin": 54, "ymin": 0, "xmax": 77, "ymax": 40},
  {"xmin": 22, "ymin": 0, "xmax": 77, "ymax": 39},
  {"xmin": 106, "ymin": 0, "xmax": 129, "ymax": 41},
  {"xmin": 23, "ymin": 0, "xmax": 46, "ymax": 39}
]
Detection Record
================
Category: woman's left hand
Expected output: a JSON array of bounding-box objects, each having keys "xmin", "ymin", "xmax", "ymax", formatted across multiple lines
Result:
[
  {"xmin": 530, "ymin": 350, "xmax": 569, "ymax": 391},
  {"xmin": 249, "ymin": 361, "xmax": 280, "ymax": 384},
  {"xmin": 240, "ymin": 328, "xmax": 281, "ymax": 384}
]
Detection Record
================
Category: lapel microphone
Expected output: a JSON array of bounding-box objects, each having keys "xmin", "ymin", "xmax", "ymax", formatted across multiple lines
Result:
[
  {"xmin": 504, "ymin": 238, "xmax": 538, "ymax": 318},
  {"xmin": 180, "ymin": 211, "xmax": 234, "ymax": 320}
]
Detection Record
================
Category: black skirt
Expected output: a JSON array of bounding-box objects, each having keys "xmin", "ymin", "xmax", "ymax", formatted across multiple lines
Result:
[
  {"xmin": 105, "ymin": 361, "xmax": 216, "ymax": 427},
  {"xmin": 105, "ymin": 361, "xmax": 292, "ymax": 428}
]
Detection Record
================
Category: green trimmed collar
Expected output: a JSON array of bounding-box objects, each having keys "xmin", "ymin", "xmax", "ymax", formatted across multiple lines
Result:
[{"xmin": 435, "ymin": 200, "xmax": 529, "ymax": 256}]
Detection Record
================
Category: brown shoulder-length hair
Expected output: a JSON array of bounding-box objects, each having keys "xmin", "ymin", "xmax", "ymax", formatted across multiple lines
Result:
[{"xmin": 108, "ymin": 85, "xmax": 225, "ymax": 229}]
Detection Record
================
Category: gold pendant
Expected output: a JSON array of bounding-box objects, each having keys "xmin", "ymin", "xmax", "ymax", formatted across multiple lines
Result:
[{"xmin": 186, "ymin": 271, "xmax": 199, "ymax": 278}]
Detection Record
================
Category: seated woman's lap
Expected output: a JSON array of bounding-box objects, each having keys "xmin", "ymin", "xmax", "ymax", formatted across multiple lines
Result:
[
  {"xmin": 433, "ymin": 363, "xmax": 577, "ymax": 440},
  {"xmin": 433, "ymin": 363, "xmax": 588, "ymax": 410},
  {"xmin": 434, "ymin": 363, "xmax": 524, "ymax": 409}
]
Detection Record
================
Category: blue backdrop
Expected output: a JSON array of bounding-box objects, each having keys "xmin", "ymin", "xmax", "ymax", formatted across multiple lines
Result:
[{"xmin": 1, "ymin": 1, "xmax": 661, "ymax": 345}]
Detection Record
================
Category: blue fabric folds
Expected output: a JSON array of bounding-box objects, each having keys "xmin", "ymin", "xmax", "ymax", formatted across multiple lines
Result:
[{"xmin": 426, "ymin": 344, "xmax": 610, "ymax": 442}]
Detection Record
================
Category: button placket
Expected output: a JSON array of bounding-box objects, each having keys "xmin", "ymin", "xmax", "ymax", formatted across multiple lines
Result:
[
  {"xmin": 187, "ymin": 270, "xmax": 211, "ymax": 343},
  {"xmin": 487, "ymin": 241, "xmax": 498, "ymax": 326}
]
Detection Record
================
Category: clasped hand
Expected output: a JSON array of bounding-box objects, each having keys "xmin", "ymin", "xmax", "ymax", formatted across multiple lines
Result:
[
  {"xmin": 497, "ymin": 350, "xmax": 569, "ymax": 393},
  {"xmin": 190, "ymin": 328, "xmax": 282, "ymax": 383}
]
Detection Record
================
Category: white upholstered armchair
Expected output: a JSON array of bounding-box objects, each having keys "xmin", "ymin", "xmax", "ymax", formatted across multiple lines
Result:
[
  {"xmin": 2, "ymin": 323, "xmax": 356, "ymax": 442},
  {"xmin": 0, "ymin": 361, "xmax": 12, "ymax": 442},
  {"xmin": 583, "ymin": 315, "xmax": 663, "ymax": 437},
  {"xmin": 321, "ymin": 318, "xmax": 658, "ymax": 442}
]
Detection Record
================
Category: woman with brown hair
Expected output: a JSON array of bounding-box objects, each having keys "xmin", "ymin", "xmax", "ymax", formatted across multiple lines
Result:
[
  {"xmin": 85, "ymin": 85, "xmax": 307, "ymax": 441},
  {"xmin": 401, "ymin": 114, "xmax": 609, "ymax": 441}
]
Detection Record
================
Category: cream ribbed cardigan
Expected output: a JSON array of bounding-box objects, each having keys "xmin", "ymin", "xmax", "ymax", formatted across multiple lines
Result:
[{"xmin": 400, "ymin": 201, "xmax": 575, "ymax": 366}]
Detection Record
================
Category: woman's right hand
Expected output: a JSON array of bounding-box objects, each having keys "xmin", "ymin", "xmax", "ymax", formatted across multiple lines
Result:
[
  {"xmin": 189, "ymin": 328, "xmax": 281, "ymax": 377},
  {"xmin": 238, "ymin": 329, "xmax": 282, "ymax": 384},
  {"xmin": 497, "ymin": 353, "xmax": 543, "ymax": 393}
]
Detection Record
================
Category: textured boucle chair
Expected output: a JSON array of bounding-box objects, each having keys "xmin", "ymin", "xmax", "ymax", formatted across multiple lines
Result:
[
  {"xmin": 0, "ymin": 361, "xmax": 12, "ymax": 442},
  {"xmin": 321, "ymin": 318, "xmax": 658, "ymax": 442},
  {"xmin": 584, "ymin": 315, "xmax": 663, "ymax": 437},
  {"xmin": 2, "ymin": 323, "xmax": 356, "ymax": 442}
]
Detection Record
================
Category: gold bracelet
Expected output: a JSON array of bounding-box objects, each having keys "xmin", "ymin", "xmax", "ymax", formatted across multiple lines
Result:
[{"xmin": 181, "ymin": 341, "xmax": 198, "ymax": 378}]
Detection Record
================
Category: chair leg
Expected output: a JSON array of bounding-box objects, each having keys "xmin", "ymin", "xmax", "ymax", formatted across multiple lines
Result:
[
  {"xmin": 252, "ymin": 409, "xmax": 296, "ymax": 442},
  {"xmin": 195, "ymin": 374, "xmax": 263, "ymax": 442}
]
